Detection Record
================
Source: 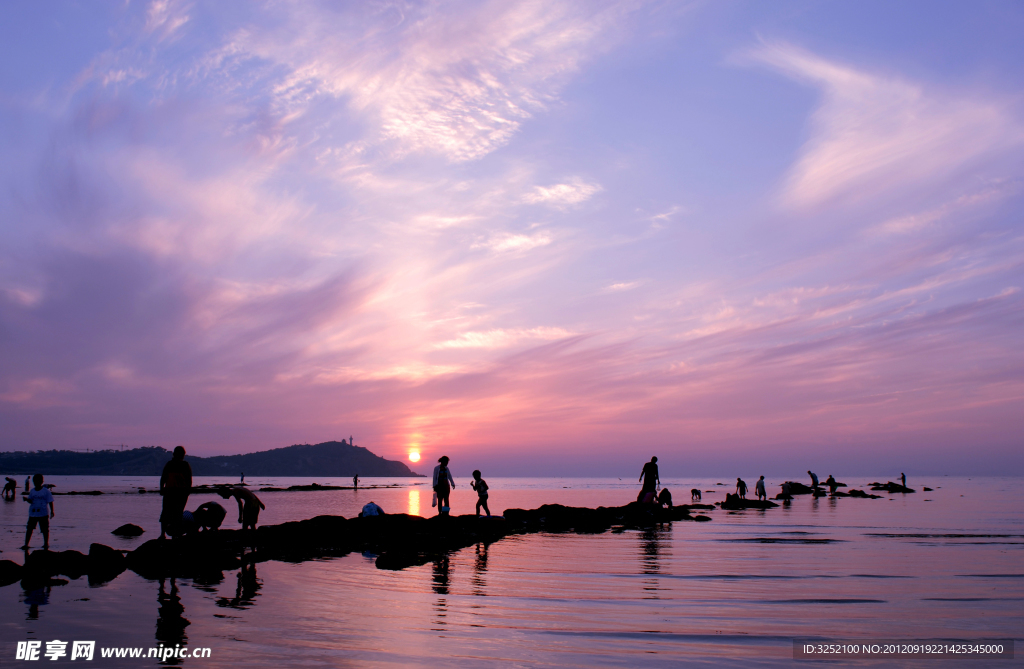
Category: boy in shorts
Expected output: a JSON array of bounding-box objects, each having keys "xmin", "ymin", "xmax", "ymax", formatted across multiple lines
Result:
[
  {"xmin": 471, "ymin": 470, "xmax": 490, "ymax": 517},
  {"xmin": 23, "ymin": 474, "xmax": 54, "ymax": 549}
]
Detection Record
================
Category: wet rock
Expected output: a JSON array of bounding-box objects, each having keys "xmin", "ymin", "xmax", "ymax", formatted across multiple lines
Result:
[
  {"xmin": 922, "ymin": 487, "xmax": 933, "ymax": 491},
  {"xmin": 839, "ymin": 489, "xmax": 883, "ymax": 499},
  {"xmin": 88, "ymin": 543, "xmax": 127, "ymax": 584},
  {"xmin": 23, "ymin": 550, "xmax": 60, "ymax": 578},
  {"xmin": 112, "ymin": 523, "xmax": 145, "ymax": 537},
  {"xmin": 0, "ymin": 560, "xmax": 22, "ymax": 586},
  {"xmin": 55, "ymin": 550, "xmax": 89, "ymax": 579},
  {"xmin": 869, "ymin": 482, "xmax": 915, "ymax": 493},
  {"xmin": 719, "ymin": 493, "xmax": 779, "ymax": 510}
]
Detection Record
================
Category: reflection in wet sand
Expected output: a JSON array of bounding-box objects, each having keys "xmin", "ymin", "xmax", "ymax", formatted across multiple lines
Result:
[
  {"xmin": 24, "ymin": 585, "xmax": 50, "ymax": 620},
  {"xmin": 639, "ymin": 526, "xmax": 668, "ymax": 600},
  {"xmin": 217, "ymin": 562, "xmax": 262, "ymax": 610},
  {"xmin": 156, "ymin": 578, "xmax": 189, "ymax": 665},
  {"xmin": 472, "ymin": 542, "xmax": 489, "ymax": 597},
  {"xmin": 431, "ymin": 555, "xmax": 450, "ymax": 630}
]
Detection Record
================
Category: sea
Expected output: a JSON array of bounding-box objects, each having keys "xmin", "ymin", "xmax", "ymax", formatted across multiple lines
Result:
[{"xmin": 0, "ymin": 475, "xmax": 1020, "ymax": 667}]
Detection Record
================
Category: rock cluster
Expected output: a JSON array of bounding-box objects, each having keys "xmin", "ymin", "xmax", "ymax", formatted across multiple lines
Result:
[
  {"xmin": 869, "ymin": 482, "xmax": 915, "ymax": 493},
  {"xmin": 718, "ymin": 493, "xmax": 779, "ymax": 510},
  {"xmin": 4, "ymin": 501, "xmax": 710, "ymax": 586}
]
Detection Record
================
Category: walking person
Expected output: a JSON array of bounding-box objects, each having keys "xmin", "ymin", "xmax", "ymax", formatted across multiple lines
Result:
[
  {"xmin": 22, "ymin": 474, "xmax": 54, "ymax": 549},
  {"xmin": 735, "ymin": 477, "xmax": 748, "ymax": 499},
  {"xmin": 638, "ymin": 457, "xmax": 659, "ymax": 502},
  {"xmin": 471, "ymin": 470, "xmax": 490, "ymax": 517},
  {"xmin": 433, "ymin": 456, "xmax": 455, "ymax": 515},
  {"xmin": 755, "ymin": 476, "xmax": 767, "ymax": 501},
  {"xmin": 160, "ymin": 446, "xmax": 193, "ymax": 540}
]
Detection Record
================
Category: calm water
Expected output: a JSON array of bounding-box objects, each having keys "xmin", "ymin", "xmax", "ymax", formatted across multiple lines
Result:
[{"xmin": 0, "ymin": 476, "xmax": 1021, "ymax": 667}]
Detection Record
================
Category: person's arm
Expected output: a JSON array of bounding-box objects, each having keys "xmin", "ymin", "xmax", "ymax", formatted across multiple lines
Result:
[
  {"xmin": 257, "ymin": 495, "xmax": 265, "ymax": 510},
  {"xmin": 49, "ymin": 500, "xmax": 55, "ymax": 518},
  {"xmin": 160, "ymin": 463, "xmax": 168, "ymax": 492},
  {"xmin": 639, "ymin": 469, "xmax": 644, "ymax": 482},
  {"xmin": 185, "ymin": 463, "xmax": 193, "ymax": 491},
  {"xmin": 236, "ymin": 497, "xmax": 244, "ymax": 522},
  {"xmin": 447, "ymin": 469, "xmax": 455, "ymax": 487}
]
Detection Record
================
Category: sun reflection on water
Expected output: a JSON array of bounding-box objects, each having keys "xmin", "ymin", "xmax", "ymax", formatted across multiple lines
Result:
[{"xmin": 408, "ymin": 488, "xmax": 420, "ymax": 516}]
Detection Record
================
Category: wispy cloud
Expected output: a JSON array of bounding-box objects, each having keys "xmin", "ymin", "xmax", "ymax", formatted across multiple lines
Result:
[
  {"xmin": 523, "ymin": 178, "xmax": 602, "ymax": 206},
  {"xmin": 434, "ymin": 327, "xmax": 574, "ymax": 349},
  {"xmin": 750, "ymin": 41, "xmax": 1024, "ymax": 208}
]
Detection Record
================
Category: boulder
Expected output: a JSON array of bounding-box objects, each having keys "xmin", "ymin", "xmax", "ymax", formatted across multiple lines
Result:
[
  {"xmin": 0, "ymin": 560, "xmax": 23, "ymax": 586},
  {"xmin": 88, "ymin": 543, "xmax": 127, "ymax": 584},
  {"xmin": 111, "ymin": 523, "xmax": 145, "ymax": 537},
  {"xmin": 869, "ymin": 482, "xmax": 915, "ymax": 493},
  {"xmin": 54, "ymin": 550, "xmax": 89, "ymax": 579},
  {"xmin": 719, "ymin": 493, "xmax": 779, "ymax": 510}
]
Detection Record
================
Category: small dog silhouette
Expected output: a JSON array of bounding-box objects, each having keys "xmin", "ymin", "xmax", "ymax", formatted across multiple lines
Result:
[{"xmin": 690, "ymin": 488, "xmax": 701, "ymax": 501}]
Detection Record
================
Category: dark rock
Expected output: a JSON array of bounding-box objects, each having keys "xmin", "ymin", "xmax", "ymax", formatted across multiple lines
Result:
[
  {"xmin": 55, "ymin": 550, "xmax": 89, "ymax": 579},
  {"xmin": 112, "ymin": 523, "xmax": 145, "ymax": 537},
  {"xmin": 88, "ymin": 543, "xmax": 127, "ymax": 584},
  {"xmin": 0, "ymin": 560, "xmax": 23, "ymax": 586},
  {"xmin": 841, "ymin": 489, "xmax": 883, "ymax": 499},
  {"xmin": 922, "ymin": 487, "xmax": 933, "ymax": 491},
  {"xmin": 870, "ymin": 482, "xmax": 915, "ymax": 493},
  {"xmin": 24, "ymin": 550, "xmax": 60, "ymax": 578},
  {"xmin": 719, "ymin": 493, "xmax": 779, "ymax": 510}
]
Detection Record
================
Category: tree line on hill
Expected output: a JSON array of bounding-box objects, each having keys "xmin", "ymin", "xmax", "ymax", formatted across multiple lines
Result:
[{"xmin": 0, "ymin": 441, "xmax": 423, "ymax": 477}]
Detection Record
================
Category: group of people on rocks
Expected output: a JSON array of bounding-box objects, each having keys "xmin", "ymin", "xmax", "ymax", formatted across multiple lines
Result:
[{"xmin": 159, "ymin": 446, "xmax": 265, "ymax": 540}]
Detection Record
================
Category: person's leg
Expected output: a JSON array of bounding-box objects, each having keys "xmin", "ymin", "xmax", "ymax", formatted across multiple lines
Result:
[
  {"xmin": 483, "ymin": 498, "xmax": 490, "ymax": 516},
  {"xmin": 23, "ymin": 518, "xmax": 34, "ymax": 548},
  {"xmin": 475, "ymin": 499, "xmax": 482, "ymax": 516},
  {"xmin": 41, "ymin": 517, "xmax": 49, "ymax": 548}
]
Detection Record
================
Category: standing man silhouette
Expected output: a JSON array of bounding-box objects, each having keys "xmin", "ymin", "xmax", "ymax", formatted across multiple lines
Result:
[
  {"xmin": 638, "ymin": 457, "xmax": 660, "ymax": 502},
  {"xmin": 159, "ymin": 446, "xmax": 192, "ymax": 540}
]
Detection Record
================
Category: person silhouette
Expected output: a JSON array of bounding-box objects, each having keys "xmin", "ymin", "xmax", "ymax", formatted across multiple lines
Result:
[
  {"xmin": 2, "ymin": 477, "xmax": 16, "ymax": 500},
  {"xmin": 217, "ymin": 487, "xmax": 265, "ymax": 530},
  {"xmin": 433, "ymin": 456, "xmax": 455, "ymax": 515},
  {"xmin": 159, "ymin": 447, "xmax": 192, "ymax": 540},
  {"xmin": 638, "ymin": 457, "xmax": 659, "ymax": 502},
  {"xmin": 735, "ymin": 478, "xmax": 748, "ymax": 499},
  {"xmin": 808, "ymin": 470, "xmax": 819, "ymax": 489},
  {"xmin": 900, "ymin": 472, "xmax": 906, "ymax": 488},
  {"xmin": 471, "ymin": 470, "xmax": 490, "ymax": 517},
  {"xmin": 755, "ymin": 476, "xmax": 767, "ymax": 501}
]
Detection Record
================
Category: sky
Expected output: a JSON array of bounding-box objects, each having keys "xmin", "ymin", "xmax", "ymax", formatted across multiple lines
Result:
[{"xmin": 1, "ymin": 1, "xmax": 1022, "ymax": 476}]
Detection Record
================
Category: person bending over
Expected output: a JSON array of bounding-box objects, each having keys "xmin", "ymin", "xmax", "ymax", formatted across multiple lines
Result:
[{"xmin": 218, "ymin": 487, "xmax": 266, "ymax": 530}]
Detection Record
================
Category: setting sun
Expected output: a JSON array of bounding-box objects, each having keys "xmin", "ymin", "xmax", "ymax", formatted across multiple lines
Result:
[{"xmin": 408, "ymin": 451, "xmax": 421, "ymax": 462}]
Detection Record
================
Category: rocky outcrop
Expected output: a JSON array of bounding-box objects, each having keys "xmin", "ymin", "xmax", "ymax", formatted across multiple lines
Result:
[
  {"xmin": 837, "ymin": 489, "xmax": 883, "ymax": 499},
  {"xmin": 4, "ymin": 501, "xmax": 712, "ymax": 587},
  {"xmin": 718, "ymin": 493, "xmax": 779, "ymax": 510},
  {"xmin": 870, "ymin": 482, "xmax": 915, "ymax": 493},
  {"xmin": 112, "ymin": 523, "xmax": 145, "ymax": 537},
  {"xmin": 0, "ymin": 560, "xmax": 23, "ymax": 586}
]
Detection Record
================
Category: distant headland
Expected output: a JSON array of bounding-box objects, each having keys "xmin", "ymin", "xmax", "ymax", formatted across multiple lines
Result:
[{"xmin": 0, "ymin": 441, "xmax": 423, "ymax": 477}]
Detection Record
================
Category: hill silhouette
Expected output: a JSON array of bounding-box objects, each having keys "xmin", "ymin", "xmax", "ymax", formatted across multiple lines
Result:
[{"xmin": 0, "ymin": 441, "xmax": 422, "ymax": 477}]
